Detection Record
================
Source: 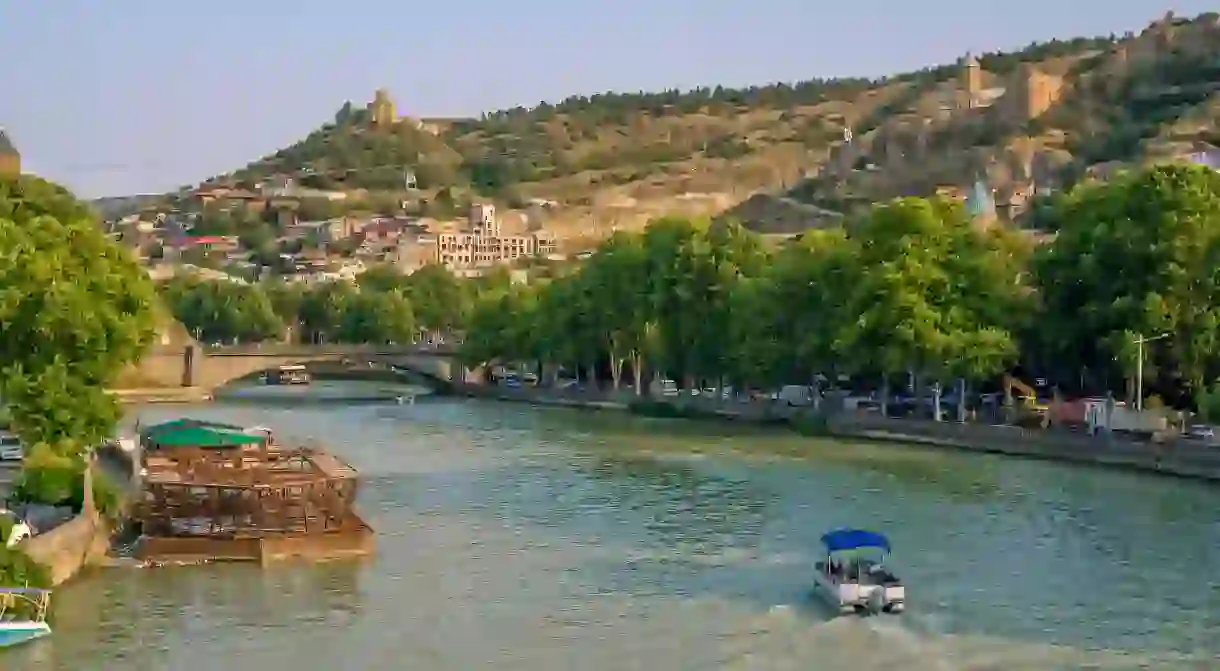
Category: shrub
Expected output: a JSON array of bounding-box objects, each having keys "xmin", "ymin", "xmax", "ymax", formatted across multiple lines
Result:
[
  {"xmin": 12, "ymin": 445, "xmax": 81, "ymax": 508},
  {"xmin": 0, "ymin": 547, "xmax": 49, "ymax": 588},
  {"xmin": 1196, "ymin": 382, "xmax": 1220, "ymax": 422},
  {"xmin": 11, "ymin": 443, "xmax": 125, "ymax": 520},
  {"xmin": 87, "ymin": 470, "xmax": 124, "ymax": 522}
]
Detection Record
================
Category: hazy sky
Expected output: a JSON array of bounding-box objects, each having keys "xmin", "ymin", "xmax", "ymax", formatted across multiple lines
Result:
[{"xmin": 0, "ymin": 0, "xmax": 1209, "ymax": 198}]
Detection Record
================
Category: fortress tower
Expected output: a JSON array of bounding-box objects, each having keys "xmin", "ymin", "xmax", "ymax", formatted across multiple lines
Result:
[
  {"xmin": 960, "ymin": 54, "xmax": 982, "ymax": 110},
  {"xmin": 0, "ymin": 128, "xmax": 20, "ymax": 178},
  {"xmin": 368, "ymin": 89, "xmax": 397, "ymax": 129}
]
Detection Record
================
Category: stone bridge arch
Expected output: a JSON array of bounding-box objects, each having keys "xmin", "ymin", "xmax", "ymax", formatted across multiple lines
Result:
[{"xmin": 127, "ymin": 344, "xmax": 474, "ymax": 392}]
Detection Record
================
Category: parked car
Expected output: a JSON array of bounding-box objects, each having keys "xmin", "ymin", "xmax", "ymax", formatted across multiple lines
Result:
[
  {"xmin": 1185, "ymin": 424, "xmax": 1217, "ymax": 443},
  {"xmin": 0, "ymin": 431, "xmax": 23, "ymax": 461}
]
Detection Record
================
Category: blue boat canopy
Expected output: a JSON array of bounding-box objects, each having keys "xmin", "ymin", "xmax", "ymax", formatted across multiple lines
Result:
[{"xmin": 821, "ymin": 528, "xmax": 890, "ymax": 552}]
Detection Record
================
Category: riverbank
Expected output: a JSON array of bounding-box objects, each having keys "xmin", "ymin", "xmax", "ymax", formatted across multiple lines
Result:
[
  {"xmin": 454, "ymin": 383, "xmax": 630, "ymax": 411},
  {"xmin": 457, "ymin": 384, "xmax": 1220, "ymax": 483}
]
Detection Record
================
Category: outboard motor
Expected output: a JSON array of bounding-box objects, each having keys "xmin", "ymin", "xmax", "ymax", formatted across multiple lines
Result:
[{"xmin": 865, "ymin": 588, "xmax": 888, "ymax": 615}]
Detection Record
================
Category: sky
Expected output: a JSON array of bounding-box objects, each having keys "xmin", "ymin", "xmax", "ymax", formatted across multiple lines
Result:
[{"xmin": 0, "ymin": 0, "xmax": 1212, "ymax": 198}]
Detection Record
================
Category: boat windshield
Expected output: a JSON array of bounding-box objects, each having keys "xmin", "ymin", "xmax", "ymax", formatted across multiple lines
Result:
[{"xmin": 0, "ymin": 588, "xmax": 50, "ymax": 622}]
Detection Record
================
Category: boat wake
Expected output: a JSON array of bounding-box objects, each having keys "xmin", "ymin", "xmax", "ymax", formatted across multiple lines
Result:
[{"xmin": 714, "ymin": 604, "xmax": 1204, "ymax": 670}]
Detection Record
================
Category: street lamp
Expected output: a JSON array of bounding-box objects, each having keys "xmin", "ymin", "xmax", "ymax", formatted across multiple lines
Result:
[{"xmin": 1133, "ymin": 332, "xmax": 1170, "ymax": 412}]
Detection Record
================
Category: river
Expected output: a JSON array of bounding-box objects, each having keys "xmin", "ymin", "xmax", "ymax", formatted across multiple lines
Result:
[{"xmin": 5, "ymin": 384, "xmax": 1220, "ymax": 669}]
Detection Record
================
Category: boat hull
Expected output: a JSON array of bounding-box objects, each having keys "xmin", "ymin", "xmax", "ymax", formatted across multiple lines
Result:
[
  {"xmin": 812, "ymin": 570, "xmax": 905, "ymax": 615},
  {"xmin": 0, "ymin": 622, "xmax": 51, "ymax": 648}
]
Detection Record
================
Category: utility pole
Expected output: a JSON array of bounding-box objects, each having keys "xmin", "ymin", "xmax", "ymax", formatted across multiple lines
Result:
[{"xmin": 1133, "ymin": 332, "xmax": 1170, "ymax": 411}]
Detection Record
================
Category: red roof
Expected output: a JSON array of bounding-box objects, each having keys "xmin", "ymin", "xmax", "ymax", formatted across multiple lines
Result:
[{"xmin": 187, "ymin": 236, "xmax": 234, "ymax": 245}]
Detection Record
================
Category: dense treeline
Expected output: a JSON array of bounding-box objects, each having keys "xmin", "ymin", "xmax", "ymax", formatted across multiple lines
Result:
[
  {"xmin": 158, "ymin": 264, "xmax": 514, "ymax": 346},
  {"xmin": 460, "ymin": 165, "xmax": 1220, "ymax": 410}
]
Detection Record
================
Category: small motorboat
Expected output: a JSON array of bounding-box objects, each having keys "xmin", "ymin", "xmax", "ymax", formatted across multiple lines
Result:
[
  {"xmin": 0, "ymin": 587, "xmax": 52, "ymax": 648},
  {"xmin": 812, "ymin": 528, "xmax": 905, "ymax": 615}
]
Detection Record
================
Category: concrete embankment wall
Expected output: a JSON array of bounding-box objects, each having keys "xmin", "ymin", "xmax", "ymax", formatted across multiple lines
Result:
[
  {"xmin": 19, "ymin": 512, "xmax": 110, "ymax": 586},
  {"xmin": 17, "ymin": 447, "xmax": 139, "ymax": 585},
  {"xmin": 824, "ymin": 415, "xmax": 1220, "ymax": 482}
]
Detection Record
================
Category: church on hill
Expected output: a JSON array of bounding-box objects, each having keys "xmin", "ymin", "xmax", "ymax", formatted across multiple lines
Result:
[{"xmin": 0, "ymin": 128, "xmax": 19, "ymax": 178}]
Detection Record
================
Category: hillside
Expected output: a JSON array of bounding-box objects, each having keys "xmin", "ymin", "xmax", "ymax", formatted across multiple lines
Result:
[
  {"xmin": 91, "ymin": 194, "xmax": 168, "ymax": 220},
  {"xmin": 207, "ymin": 12, "xmax": 1220, "ymax": 239}
]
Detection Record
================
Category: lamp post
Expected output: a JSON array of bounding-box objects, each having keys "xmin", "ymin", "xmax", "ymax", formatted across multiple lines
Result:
[{"xmin": 1133, "ymin": 332, "xmax": 1170, "ymax": 412}]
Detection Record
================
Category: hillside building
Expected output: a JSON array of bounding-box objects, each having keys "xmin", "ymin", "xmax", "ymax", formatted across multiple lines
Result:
[
  {"xmin": 368, "ymin": 89, "xmax": 397, "ymax": 128},
  {"xmin": 436, "ymin": 204, "xmax": 556, "ymax": 272}
]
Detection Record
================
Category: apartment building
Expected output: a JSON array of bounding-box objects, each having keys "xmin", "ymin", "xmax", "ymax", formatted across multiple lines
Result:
[{"xmin": 436, "ymin": 204, "xmax": 554, "ymax": 271}]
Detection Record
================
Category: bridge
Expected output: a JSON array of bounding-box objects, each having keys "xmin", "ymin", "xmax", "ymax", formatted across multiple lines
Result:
[{"xmin": 127, "ymin": 343, "xmax": 476, "ymax": 392}]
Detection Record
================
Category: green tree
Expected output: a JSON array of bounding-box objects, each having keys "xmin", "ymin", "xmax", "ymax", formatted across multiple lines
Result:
[
  {"xmin": 159, "ymin": 278, "xmax": 283, "ymax": 344},
  {"xmin": 334, "ymin": 289, "xmax": 416, "ymax": 344},
  {"xmin": 357, "ymin": 263, "xmax": 408, "ymax": 293},
  {"xmin": 580, "ymin": 233, "xmax": 650, "ymax": 391},
  {"xmin": 1033, "ymin": 164, "xmax": 1220, "ymax": 401},
  {"xmin": 0, "ymin": 175, "xmax": 158, "ymax": 453},
  {"xmin": 727, "ymin": 228, "xmax": 850, "ymax": 392},
  {"xmin": 833, "ymin": 198, "xmax": 1020, "ymax": 417},
  {"xmin": 401, "ymin": 263, "xmax": 472, "ymax": 337}
]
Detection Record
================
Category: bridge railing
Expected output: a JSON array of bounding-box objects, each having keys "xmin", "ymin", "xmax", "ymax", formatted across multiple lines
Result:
[{"xmin": 204, "ymin": 343, "xmax": 458, "ymax": 356}]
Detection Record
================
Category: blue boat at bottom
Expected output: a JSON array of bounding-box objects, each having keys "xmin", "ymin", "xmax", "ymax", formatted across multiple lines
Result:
[
  {"xmin": 0, "ymin": 588, "xmax": 52, "ymax": 649},
  {"xmin": 812, "ymin": 529, "xmax": 905, "ymax": 615}
]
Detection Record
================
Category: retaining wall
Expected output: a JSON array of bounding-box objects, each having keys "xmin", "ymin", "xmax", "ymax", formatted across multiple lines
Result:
[
  {"xmin": 19, "ymin": 511, "xmax": 110, "ymax": 586},
  {"xmin": 825, "ymin": 415, "xmax": 1220, "ymax": 481}
]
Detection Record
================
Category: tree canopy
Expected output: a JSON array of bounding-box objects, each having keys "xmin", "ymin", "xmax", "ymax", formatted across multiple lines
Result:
[
  {"xmin": 158, "ymin": 262, "xmax": 490, "ymax": 347},
  {"xmin": 0, "ymin": 175, "xmax": 158, "ymax": 453},
  {"xmin": 1033, "ymin": 164, "xmax": 1220, "ymax": 404},
  {"xmin": 458, "ymin": 164, "xmax": 1220, "ymax": 410}
]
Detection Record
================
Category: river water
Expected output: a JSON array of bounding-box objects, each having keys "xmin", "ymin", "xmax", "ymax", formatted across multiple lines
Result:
[{"xmin": 5, "ymin": 384, "xmax": 1220, "ymax": 669}]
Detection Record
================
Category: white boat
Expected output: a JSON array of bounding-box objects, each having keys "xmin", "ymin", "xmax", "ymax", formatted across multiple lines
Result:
[
  {"xmin": 812, "ymin": 529, "xmax": 905, "ymax": 615},
  {"xmin": 266, "ymin": 364, "xmax": 311, "ymax": 385},
  {"xmin": 0, "ymin": 588, "xmax": 52, "ymax": 648}
]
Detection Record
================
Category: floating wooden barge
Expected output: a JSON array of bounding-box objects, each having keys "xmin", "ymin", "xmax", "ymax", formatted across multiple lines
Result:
[{"xmin": 133, "ymin": 421, "xmax": 374, "ymax": 564}]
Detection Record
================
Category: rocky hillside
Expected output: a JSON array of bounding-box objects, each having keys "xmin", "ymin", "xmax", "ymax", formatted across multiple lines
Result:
[
  {"xmin": 210, "ymin": 12, "xmax": 1220, "ymax": 239},
  {"xmin": 781, "ymin": 12, "xmax": 1220, "ymax": 227}
]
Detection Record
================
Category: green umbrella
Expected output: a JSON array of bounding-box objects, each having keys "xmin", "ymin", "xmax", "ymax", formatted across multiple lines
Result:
[{"xmin": 148, "ymin": 425, "xmax": 267, "ymax": 449}]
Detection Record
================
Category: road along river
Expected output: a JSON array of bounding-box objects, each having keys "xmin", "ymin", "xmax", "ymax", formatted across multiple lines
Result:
[{"xmin": 5, "ymin": 390, "xmax": 1219, "ymax": 669}]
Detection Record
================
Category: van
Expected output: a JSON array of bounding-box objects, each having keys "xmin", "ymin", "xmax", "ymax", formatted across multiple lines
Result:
[
  {"xmin": 779, "ymin": 385, "xmax": 813, "ymax": 407},
  {"xmin": 0, "ymin": 432, "xmax": 24, "ymax": 461}
]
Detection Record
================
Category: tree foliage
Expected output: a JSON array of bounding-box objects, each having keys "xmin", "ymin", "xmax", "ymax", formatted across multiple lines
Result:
[
  {"xmin": 1033, "ymin": 164, "xmax": 1220, "ymax": 402},
  {"xmin": 160, "ymin": 276, "xmax": 282, "ymax": 344},
  {"xmin": 159, "ymin": 262, "xmax": 489, "ymax": 346},
  {"xmin": 461, "ymin": 165, "xmax": 1220, "ymax": 409},
  {"xmin": 460, "ymin": 210, "xmax": 1023, "ymax": 396},
  {"xmin": 0, "ymin": 175, "xmax": 157, "ymax": 453},
  {"xmin": 160, "ymin": 163, "xmax": 1220, "ymax": 412}
]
